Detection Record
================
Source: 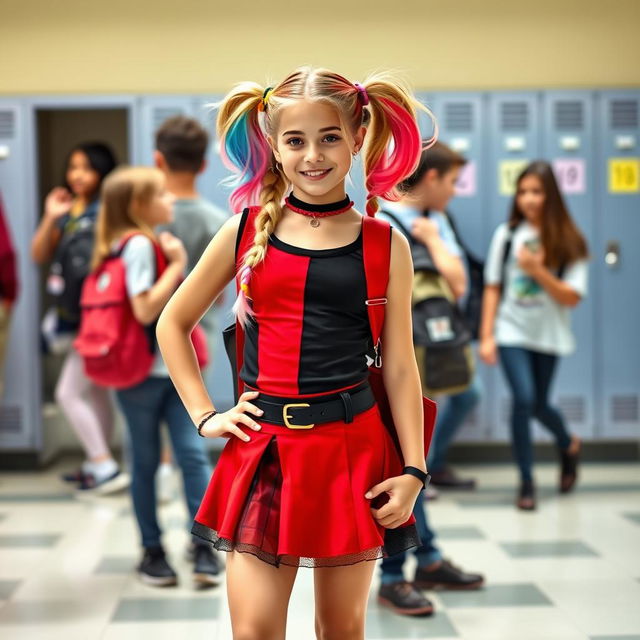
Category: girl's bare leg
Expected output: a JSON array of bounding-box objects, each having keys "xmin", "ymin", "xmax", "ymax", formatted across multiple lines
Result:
[
  {"xmin": 313, "ymin": 560, "xmax": 376, "ymax": 640},
  {"xmin": 226, "ymin": 551, "xmax": 298, "ymax": 640}
]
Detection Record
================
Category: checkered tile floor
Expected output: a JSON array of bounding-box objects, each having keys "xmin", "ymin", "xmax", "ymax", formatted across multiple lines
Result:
[{"xmin": 1, "ymin": 459, "xmax": 639, "ymax": 639}]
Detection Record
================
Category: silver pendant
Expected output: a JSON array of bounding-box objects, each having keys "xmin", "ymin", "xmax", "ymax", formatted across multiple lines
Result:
[{"xmin": 310, "ymin": 218, "xmax": 320, "ymax": 228}]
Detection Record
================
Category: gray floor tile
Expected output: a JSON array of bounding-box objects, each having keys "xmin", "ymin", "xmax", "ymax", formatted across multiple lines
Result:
[
  {"xmin": 0, "ymin": 534, "xmax": 61, "ymax": 548},
  {"xmin": 500, "ymin": 540, "xmax": 599, "ymax": 558},
  {"xmin": 0, "ymin": 599, "xmax": 107, "ymax": 624},
  {"xmin": 438, "ymin": 583, "xmax": 552, "ymax": 608},
  {"xmin": 112, "ymin": 598, "xmax": 220, "ymax": 622},
  {"xmin": 622, "ymin": 512, "xmax": 640, "ymax": 525},
  {"xmin": 0, "ymin": 494, "xmax": 73, "ymax": 503},
  {"xmin": 94, "ymin": 556, "xmax": 137, "ymax": 574},
  {"xmin": 366, "ymin": 604, "xmax": 458, "ymax": 638},
  {"xmin": 0, "ymin": 580, "xmax": 20, "ymax": 599},
  {"xmin": 591, "ymin": 636, "xmax": 640, "ymax": 640},
  {"xmin": 456, "ymin": 496, "xmax": 515, "ymax": 508},
  {"xmin": 436, "ymin": 526, "xmax": 486, "ymax": 540}
]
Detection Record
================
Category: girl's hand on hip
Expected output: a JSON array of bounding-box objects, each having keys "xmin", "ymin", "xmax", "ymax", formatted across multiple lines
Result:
[
  {"xmin": 366, "ymin": 474, "xmax": 423, "ymax": 529},
  {"xmin": 198, "ymin": 391, "xmax": 263, "ymax": 442}
]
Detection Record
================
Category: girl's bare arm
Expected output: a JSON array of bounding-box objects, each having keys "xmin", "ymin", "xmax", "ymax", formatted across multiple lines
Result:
[
  {"xmin": 479, "ymin": 284, "xmax": 500, "ymax": 365},
  {"xmin": 31, "ymin": 217, "xmax": 62, "ymax": 264},
  {"xmin": 156, "ymin": 214, "xmax": 242, "ymax": 423},
  {"xmin": 380, "ymin": 228, "xmax": 426, "ymax": 472}
]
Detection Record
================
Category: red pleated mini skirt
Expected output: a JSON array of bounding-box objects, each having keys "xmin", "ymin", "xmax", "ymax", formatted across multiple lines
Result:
[{"xmin": 192, "ymin": 399, "xmax": 420, "ymax": 568}]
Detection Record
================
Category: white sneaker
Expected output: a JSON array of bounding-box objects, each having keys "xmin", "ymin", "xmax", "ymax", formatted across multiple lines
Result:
[{"xmin": 75, "ymin": 470, "xmax": 130, "ymax": 498}]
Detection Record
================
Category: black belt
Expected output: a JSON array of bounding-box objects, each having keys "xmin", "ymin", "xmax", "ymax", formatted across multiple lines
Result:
[{"xmin": 249, "ymin": 381, "xmax": 375, "ymax": 429}]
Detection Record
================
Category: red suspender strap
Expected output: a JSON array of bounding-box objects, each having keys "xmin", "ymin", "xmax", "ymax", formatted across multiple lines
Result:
[
  {"xmin": 233, "ymin": 207, "xmax": 261, "ymax": 395},
  {"xmin": 362, "ymin": 216, "xmax": 391, "ymax": 364}
]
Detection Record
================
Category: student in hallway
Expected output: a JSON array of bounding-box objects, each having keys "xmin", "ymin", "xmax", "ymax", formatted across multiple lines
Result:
[{"xmin": 480, "ymin": 161, "xmax": 588, "ymax": 511}]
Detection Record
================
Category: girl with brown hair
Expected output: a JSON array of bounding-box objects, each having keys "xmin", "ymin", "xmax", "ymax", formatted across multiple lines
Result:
[{"xmin": 480, "ymin": 161, "xmax": 589, "ymax": 511}]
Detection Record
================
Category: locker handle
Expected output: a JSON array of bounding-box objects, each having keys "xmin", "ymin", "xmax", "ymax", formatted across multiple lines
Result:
[{"xmin": 605, "ymin": 241, "xmax": 620, "ymax": 268}]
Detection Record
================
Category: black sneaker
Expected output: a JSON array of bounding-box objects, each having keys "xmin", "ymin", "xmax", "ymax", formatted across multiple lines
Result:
[
  {"xmin": 192, "ymin": 544, "xmax": 221, "ymax": 588},
  {"xmin": 137, "ymin": 547, "xmax": 178, "ymax": 587},
  {"xmin": 429, "ymin": 467, "xmax": 477, "ymax": 490},
  {"xmin": 414, "ymin": 559, "xmax": 484, "ymax": 590},
  {"xmin": 61, "ymin": 468, "xmax": 86, "ymax": 484},
  {"xmin": 377, "ymin": 581, "xmax": 434, "ymax": 616}
]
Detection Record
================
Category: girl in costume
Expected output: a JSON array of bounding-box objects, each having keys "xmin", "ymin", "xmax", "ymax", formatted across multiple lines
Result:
[
  {"xmin": 157, "ymin": 67, "xmax": 433, "ymax": 639},
  {"xmin": 480, "ymin": 161, "xmax": 588, "ymax": 511}
]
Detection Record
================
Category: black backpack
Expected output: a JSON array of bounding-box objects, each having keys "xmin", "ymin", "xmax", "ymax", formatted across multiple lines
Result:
[
  {"xmin": 47, "ymin": 202, "xmax": 98, "ymax": 327},
  {"xmin": 380, "ymin": 210, "xmax": 473, "ymax": 396},
  {"xmin": 444, "ymin": 211, "xmax": 485, "ymax": 339}
]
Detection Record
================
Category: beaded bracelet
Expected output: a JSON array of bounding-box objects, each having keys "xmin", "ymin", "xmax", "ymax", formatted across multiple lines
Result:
[{"xmin": 197, "ymin": 411, "xmax": 218, "ymax": 437}]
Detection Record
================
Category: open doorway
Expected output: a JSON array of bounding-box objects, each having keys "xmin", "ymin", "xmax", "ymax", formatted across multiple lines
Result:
[{"xmin": 35, "ymin": 107, "xmax": 129, "ymax": 450}]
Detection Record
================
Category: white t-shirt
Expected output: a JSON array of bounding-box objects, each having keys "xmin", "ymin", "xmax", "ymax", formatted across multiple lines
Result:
[
  {"xmin": 119, "ymin": 235, "xmax": 169, "ymax": 377},
  {"xmin": 484, "ymin": 222, "xmax": 588, "ymax": 356}
]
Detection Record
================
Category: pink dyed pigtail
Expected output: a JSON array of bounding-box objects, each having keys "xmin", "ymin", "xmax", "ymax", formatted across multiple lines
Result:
[
  {"xmin": 360, "ymin": 73, "xmax": 438, "ymax": 216},
  {"xmin": 216, "ymin": 82, "xmax": 272, "ymax": 213}
]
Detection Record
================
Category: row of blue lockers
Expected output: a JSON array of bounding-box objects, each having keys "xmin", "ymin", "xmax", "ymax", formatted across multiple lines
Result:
[{"xmin": 0, "ymin": 89, "xmax": 638, "ymax": 453}]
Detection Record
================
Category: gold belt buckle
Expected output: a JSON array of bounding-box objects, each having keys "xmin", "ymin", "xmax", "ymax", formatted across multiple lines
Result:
[{"xmin": 283, "ymin": 403, "xmax": 314, "ymax": 429}]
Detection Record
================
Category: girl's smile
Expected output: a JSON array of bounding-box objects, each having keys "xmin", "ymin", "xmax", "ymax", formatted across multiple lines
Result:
[{"xmin": 272, "ymin": 100, "xmax": 363, "ymax": 204}]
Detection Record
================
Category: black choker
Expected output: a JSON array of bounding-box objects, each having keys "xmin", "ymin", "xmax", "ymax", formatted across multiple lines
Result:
[{"xmin": 285, "ymin": 193, "xmax": 354, "ymax": 228}]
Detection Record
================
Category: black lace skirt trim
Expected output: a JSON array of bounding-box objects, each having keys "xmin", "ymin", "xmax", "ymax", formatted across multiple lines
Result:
[{"xmin": 192, "ymin": 520, "xmax": 420, "ymax": 569}]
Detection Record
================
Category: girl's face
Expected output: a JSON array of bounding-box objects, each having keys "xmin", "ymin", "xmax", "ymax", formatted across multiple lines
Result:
[
  {"xmin": 140, "ymin": 185, "xmax": 175, "ymax": 227},
  {"xmin": 272, "ymin": 100, "xmax": 364, "ymax": 204},
  {"xmin": 66, "ymin": 151, "xmax": 101, "ymax": 199},
  {"xmin": 516, "ymin": 174, "xmax": 546, "ymax": 224}
]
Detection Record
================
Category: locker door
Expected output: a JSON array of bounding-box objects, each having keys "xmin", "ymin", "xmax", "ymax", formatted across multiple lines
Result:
[
  {"xmin": 487, "ymin": 92, "xmax": 542, "ymax": 441},
  {"xmin": 429, "ymin": 93, "xmax": 488, "ymax": 256},
  {"xmin": 136, "ymin": 97, "xmax": 195, "ymax": 168},
  {"xmin": 541, "ymin": 91, "xmax": 597, "ymax": 439},
  {"xmin": 428, "ymin": 92, "xmax": 491, "ymax": 441},
  {"xmin": 0, "ymin": 100, "xmax": 43, "ymax": 451},
  {"xmin": 595, "ymin": 91, "xmax": 640, "ymax": 438}
]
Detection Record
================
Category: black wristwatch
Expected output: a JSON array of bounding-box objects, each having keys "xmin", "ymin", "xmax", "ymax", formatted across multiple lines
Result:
[{"xmin": 403, "ymin": 466, "xmax": 431, "ymax": 490}]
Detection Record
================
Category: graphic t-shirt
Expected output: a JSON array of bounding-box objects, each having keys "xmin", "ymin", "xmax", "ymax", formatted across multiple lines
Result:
[{"xmin": 484, "ymin": 222, "xmax": 588, "ymax": 355}]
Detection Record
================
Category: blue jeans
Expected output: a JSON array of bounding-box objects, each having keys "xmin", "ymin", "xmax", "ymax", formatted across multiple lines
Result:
[
  {"xmin": 427, "ymin": 373, "xmax": 482, "ymax": 473},
  {"xmin": 116, "ymin": 376, "xmax": 212, "ymax": 549},
  {"xmin": 498, "ymin": 346, "xmax": 572, "ymax": 483},
  {"xmin": 380, "ymin": 497, "xmax": 442, "ymax": 584}
]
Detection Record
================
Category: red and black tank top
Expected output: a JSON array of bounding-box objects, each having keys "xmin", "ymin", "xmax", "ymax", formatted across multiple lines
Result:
[{"xmin": 237, "ymin": 209, "xmax": 371, "ymax": 396}]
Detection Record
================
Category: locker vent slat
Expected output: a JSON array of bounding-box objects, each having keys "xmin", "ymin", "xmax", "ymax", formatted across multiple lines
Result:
[
  {"xmin": 500, "ymin": 102, "xmax": 529, "ymax": 131},
  {"xmin": 501, "ymin": 398, "xmax": 511, "ymax": 423},
  {"xmin": 463, "ymin": 408, "xmax": 479, "ymax": 426},
  {"xmin": 610, "ymin": 100, "xmax": 638, "ymax": 129},
  {"xmin": 0, "ymin": 406, "xmax": 22, "ymax": 434},
  {"xmin": 611, "ymin": 395, "xmax": 639, "ymax": 422},
  {"xmin": 445, "ymin": 103, "xmax": 473, "ymax": 132},
  {"xmin": 0, "ymin": 111, "xmax": 15, "ymax": 139},
  {"xmin": 557, "ymin": 396, "xmax": 585, "ymax": 423},
  {"xmin": 153, "ymin": 107, "xmax": 186, "ymax": 132},
  {"xmin": 554, "ymin": 101, "xmax": 584, "ymax": 130}
]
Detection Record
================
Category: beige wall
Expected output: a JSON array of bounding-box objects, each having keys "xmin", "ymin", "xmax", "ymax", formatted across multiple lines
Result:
[{"xmin": 1, "ymin": 0, "xmax": 639, "ymax": 94}]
